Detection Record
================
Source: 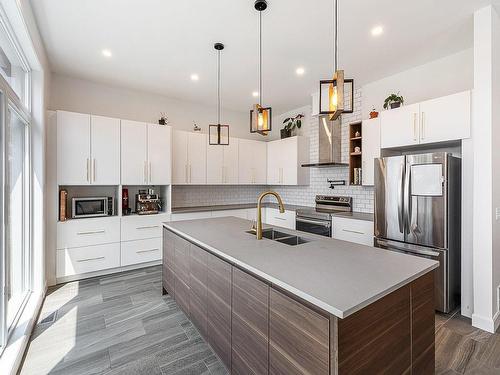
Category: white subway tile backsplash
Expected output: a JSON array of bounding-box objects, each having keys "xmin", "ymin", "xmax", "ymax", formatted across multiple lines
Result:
[{"xmin": 172, "ymin": 87, "xmax": 374, "ymax": 213}]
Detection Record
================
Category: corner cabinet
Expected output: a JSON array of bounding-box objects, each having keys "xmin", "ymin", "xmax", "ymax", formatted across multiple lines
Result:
[
  {"xmin": 57, "ymin": 111, "xmax": 120, "ymax": 185},
  {"xmin": 121, "ymin": 121, "xmax": 172, "ymax": 185},
  {"xmin": 267, "ymin": 136, "xmax": 310, "ymax": 186},
  {"xmin": 163, "ymin": 228, "xmax": 435, "ymax": 374},
  {"xmin": 380, "ymin": 90, "xmax": 470, "ymax": 149}
]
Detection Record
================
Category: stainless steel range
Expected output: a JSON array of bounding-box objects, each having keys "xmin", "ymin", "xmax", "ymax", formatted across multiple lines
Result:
[{"xmin": 296, "ymin": 195, "xmax": 352, "ymax": 237}]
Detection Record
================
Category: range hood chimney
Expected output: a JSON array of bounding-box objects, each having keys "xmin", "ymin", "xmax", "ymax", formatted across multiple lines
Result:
[{"xmin": 302, "ymin": 116, "xmax": 347, "ymax": 167}]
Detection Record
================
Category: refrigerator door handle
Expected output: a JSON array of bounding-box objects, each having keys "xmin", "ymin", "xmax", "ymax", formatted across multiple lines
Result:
[
  {"xmin": 397, "ymin": 161, "xmax": 405, "ymax": 233},
  {"xmin": 404, "ymin": 162, "xmax": 412, "ymax": 234},
  {"xmin": 376, "ymin": 238, "xmax": 441, "ymax": 257}
]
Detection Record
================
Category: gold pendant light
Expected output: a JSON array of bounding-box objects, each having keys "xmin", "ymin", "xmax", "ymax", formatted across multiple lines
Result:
[
  {"xmin": 250, "ymin": 0, "xmax": 272, "ymax": 135},
  {"xmin": 319, "ymin": 0, "xmax": 353, "ymax": 121}
]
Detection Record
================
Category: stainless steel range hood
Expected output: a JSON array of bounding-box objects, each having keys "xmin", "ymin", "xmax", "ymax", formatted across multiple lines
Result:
[{"xmin": 302, "ymin": 116, "xmax": 347, "ymax": 167}]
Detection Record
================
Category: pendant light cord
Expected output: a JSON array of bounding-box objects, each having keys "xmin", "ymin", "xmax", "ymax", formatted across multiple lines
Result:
[
  {"xmin": 333, "ymin": 0, "xmax": 338, "ymax": 72},
  {"xmin": 259, "ymin": 10, "xmax": 263, "ymax": 107},
  {"xmin": 217, "ymin": 48, "xmax": 221, "ymax": 124}
]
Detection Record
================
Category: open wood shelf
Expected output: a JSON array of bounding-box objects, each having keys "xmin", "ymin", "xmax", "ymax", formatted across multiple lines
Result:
[{"xmin": 348, "ymin": 122, "xmax": 363, "ymax": 185}]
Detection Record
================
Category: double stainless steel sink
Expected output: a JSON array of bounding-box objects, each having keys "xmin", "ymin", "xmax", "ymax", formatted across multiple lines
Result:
[{"xmin": 247, "ymin": 228, "xmax": 311, "ymax": 246}]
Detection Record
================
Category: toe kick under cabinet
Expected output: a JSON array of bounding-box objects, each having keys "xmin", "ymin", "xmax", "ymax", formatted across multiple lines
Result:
[{"xmin": 163, "ymin": 227, "xmax": 435, "ymax": 374}]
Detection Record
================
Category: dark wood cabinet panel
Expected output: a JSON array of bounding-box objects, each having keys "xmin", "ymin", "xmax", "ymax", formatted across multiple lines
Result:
[
  {"xmin": 162, "ymin": 228, "xmax": 175, "ymax": 267},
  {"xmin": 189, "ymin": 244, "xmax": 208, "ymax": 338},
  {"xmin": 270, "ymin": 289, "xmax": 329, "ymax": 375},
  {"xmin": 232, "ymin": 268, "xmax": 269, "ymax": 375},
  {"xmin": 162, "ymin": 264, "xmax": 175, "ymax": 297},
  {"xmin": 174, "ymin": 273, "xmax": 190, "ymax": 317},
  {"xmin": 207, "ymin": 253, "xmax": 232, "ymax": 371},
  {"xmin": 174, "ymin": 236, "xmax": 190, "ymax": 286}
]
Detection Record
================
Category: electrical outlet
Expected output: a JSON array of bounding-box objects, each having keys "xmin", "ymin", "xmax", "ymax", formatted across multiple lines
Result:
[{"xmin": 496, "ymin": 207, "xmax": 500, "ymax": 221}]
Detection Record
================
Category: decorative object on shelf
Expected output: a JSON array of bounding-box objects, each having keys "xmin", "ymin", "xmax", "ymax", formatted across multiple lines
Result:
[
  {"xmin": 281, "ymin": 113, "xmax": 304, "ymax": 139},
  {"xmin": 59, "ymin": 189, "xmax": 68, "ymax": 221},
  {"xmin": 354, "ymin": 130, "xmax": 361, "ymax": 138},
  {"xmin": 193, "ymin": 121, "xmax": 202, "ymax": 132},
  {"xmin": 319, "ymin": 0, "xmax": 354, "ymax": 120},
  {"xmin": 327, "ymin": 179, "xmax": 346, "ymax": 189},
  {"xmin": 250, "ymin": 0, "xmax": 272, "ymax": 135},
  {"xmin": 122, "ymin": 188, "xmax": 130, "ymax": 215},
  {"xmin": 158, "ymin": 113, "xmax": 168, "ymax": 125},
  {"xmin": 352, "ymin": 168, "xmax": 362, "ymax": 185},
  {"xmin": 383, "ymin": 92, "xmax": 404, "ymax": 109},
  {"xmin": 348, "ymin": 121, "xmax": 362, "ymax": 185},
  {"xmin": 354, "ymin": 146, "xmax": 361, "ymax": 153},
  {"xmin": 370, "ymin": 107, "xmax": 379, "ymax": 118},
  {"xmin": 209, "ymin": 42, "xmax": 230, "ymax": 145}
]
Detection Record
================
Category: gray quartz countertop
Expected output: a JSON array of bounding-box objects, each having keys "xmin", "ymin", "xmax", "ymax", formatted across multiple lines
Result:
[
  {"xmin": 331, "ymin": 211, "xmax": 374, "ymax": 222},
  {"xmin": 171, "ymin": 202, "xmax": 311, "ymax": 213},
  {"xmin": 163, "ymin": 217, "xmax": 438, "ymax": 319}
]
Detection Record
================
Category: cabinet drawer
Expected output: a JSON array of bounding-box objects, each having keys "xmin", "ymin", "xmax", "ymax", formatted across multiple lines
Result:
[
  {"xmin": 265, "ymin": 208, "xmax": 296, "ymax": 230},
  {"xmin": 121, "ymin": 238, "xmax": 162, "ymax": 266},
  {"xmin": 57, "ymin": 217, "xmax": 120, "ymax": 249},
  {"xmin": 56, "ymin": 242, "xmax": 120, "ymax": 278},
  {"xmin": 333, "ymin": 217, "xmax": 374, "ymax": 246},
  {"xmin": 121, "ymin": 214, "xmax": 170, "ymax": 241}
]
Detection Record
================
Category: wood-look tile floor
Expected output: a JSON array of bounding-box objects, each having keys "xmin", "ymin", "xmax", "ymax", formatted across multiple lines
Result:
[
  {"xmin": 19, "ymin": 265, "xmax": 500, "ymax": 375},
  {"xmin": 20, "ymin": 266, "xmax": 228, "ymax": 375}
]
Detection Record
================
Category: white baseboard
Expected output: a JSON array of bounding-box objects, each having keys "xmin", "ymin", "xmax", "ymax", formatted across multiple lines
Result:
[{"xmin": 472, "ymin": 310, "xmax": 500, "ymax": 333}]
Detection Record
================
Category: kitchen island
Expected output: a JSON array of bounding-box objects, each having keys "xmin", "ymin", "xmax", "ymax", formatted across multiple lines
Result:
[{"xmin": 162, "ymin": 217, "xmax": 438, "ymax": 374}]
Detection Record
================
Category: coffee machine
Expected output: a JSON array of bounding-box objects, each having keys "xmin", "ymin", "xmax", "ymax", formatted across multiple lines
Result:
[{"xmin": 135, "ymin": 189, "xmax": 162, "ymax": 215}]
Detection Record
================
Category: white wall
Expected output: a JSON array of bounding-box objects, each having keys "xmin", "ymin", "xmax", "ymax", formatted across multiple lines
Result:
[
  {"xmin": 267, "ymin": 104, "xmax": 311, "ymax": 141},
  {"xmin": 49, "ymin": 73, "xmax": 263, "ymax": 140},
  {"xmin": 361, "ymin": 48, "xmax": 473, "ymax": 119},
  {"xmin": 472, "ymin": 5, "xmax": 500, "ymax": 333}
]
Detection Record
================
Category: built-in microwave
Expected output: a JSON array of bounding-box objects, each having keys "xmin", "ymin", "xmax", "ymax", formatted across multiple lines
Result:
[{"xmin": 72, "ymin": 197, "xmax": 114, "ymax": 219}]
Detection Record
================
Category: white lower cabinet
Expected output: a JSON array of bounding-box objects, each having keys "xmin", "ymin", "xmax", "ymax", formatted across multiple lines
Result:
[
  {"xmin": 57, "ymin": 217, "xmax": 121, "ymax": 250},
  {"xmin": 57, "ymin": 242, "xmax": 121, "ymax": 278},
  {"xmin": 121, "ymin": 238, "xmax": 162, "ymax": 266},
  {"xmin": 332, "ymin": 217, "xmax": 373, "ymax": 246},
  {"xmin": 264, "ymin": 208, "xmax": 296, "ymax": 230},
  {"xmin": 121, "ymin": 214, "xmax": 170, "ymax": 241}
]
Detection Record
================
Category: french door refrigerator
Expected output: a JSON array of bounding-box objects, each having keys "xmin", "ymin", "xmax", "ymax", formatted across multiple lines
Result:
[{"xmin": 374, "ymin": 152, "xmax": 461, "ymax": 313}]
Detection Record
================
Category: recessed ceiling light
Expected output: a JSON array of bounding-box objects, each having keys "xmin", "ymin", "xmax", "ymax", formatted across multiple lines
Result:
[
  {"xmin": 252, "ymin": 91, "xmax": 259, "ymax": 97},
  {"xmin": 371, "ymin": 25, "xmax": 384, "ymax": 37},
  {"xmin": 190, "ymin": 74, "xmax": 199, "ymax": 81},
  {"xmin": 101, "ymin": 49, "xmax": 112, "ymax": 58},
  {"xmin": 296, "ymin": 67, "xmax": 305, "ymax": 76}
]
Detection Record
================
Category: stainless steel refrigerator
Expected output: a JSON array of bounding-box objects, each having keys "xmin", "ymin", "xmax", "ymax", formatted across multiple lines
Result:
[{"xmin": 374, "ymin": 152, "xmax": 461, "ymax": 313}]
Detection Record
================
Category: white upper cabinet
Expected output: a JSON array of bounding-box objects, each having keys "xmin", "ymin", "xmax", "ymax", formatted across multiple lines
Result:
[
  {"xmin": 121, "ymin": 121, "xmax": 172, "ymax": 185},
  {"xmin": 380, "ymin": 91, "xmax": 471, "ymax": 149},
  {"xmin": 121, "ymin": 120, "xmax": 148, "ymax": 185},
  {"xmin": 172, "ymin": 130, "xmax": 207, "ymax": 184},
  {"xmin": 57, "ymin": 111, "xmax": 120, "ymax": 185},
  {"xmin": 380, "ymin": 103, "xmax": 420, "ymax": 148},
  {"xmin": 147, "ymin": 124, "xmax": 172, "ymax": 185},
  {"xmin": 361, "ymin": 118, "xmax": 381, "ymax": 186},
  {"xmin": 419, "ymin": 91, "xmax": 471, "ymax": 143},
  {"xmin": 239, "ymin": 139, "xmax": 267, "ymax": 185},
  {"xmin": 267, "ymin": 136, "xmax": 310, "ymax": 186},
  {"xmin": 91, "ymin": 115, "xmax": 120, "ymax": 185},
  {"xmin": 223, "ymin": 139, "xmax": 239, "ymax": 184},
  {"xmin": 206, "ymin": 143, "xmax": 224, "ymax": 184},
  {"xmin": 57, "ymin": 111, "xmax": 91, "ymax": 185}
]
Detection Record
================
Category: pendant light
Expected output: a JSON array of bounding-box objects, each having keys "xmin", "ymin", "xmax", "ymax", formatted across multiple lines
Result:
[
  {"xmin": 209, "ymin": 42, "xmax": 230, "ymax": 145},
  {"xmin": 319, "ymin": 0, "xmax": 354, "ymax": 120},
  {"xmin": 250, "ymin": 0, "xmax": 272, "ymax": 135}
]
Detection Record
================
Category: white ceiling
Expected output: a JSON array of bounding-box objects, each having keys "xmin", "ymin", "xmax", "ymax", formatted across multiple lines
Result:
[{"xmin": 31, "ymin": 0, "xmax": 492, "ymax": 114}]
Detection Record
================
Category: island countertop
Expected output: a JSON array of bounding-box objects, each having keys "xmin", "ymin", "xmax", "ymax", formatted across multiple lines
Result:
[{"xmin": 163, "ymin": 217, "xmax": 438, "ymax": 319}]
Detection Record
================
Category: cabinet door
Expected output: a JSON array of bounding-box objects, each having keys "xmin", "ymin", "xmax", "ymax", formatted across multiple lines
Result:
[
  {"xmin": 148, "ymin": 124, "xmax": 172, "ymax": 184},
  {"xmin": 188, "ymin": 133, "xmax": 207, "ymax": 184},
  {"xmin": 91, "ymin": 115, "xmax": 120, "ymax": 185},
  {"xmin": 172, "ymin": 130, "xmax": 189, "ymax": 184},
  {"xmin": 189, "ymin": 244, "xmax": 208, "ymax": 338},
  {"xmin": 207, "ymin": 253, "xmax": 232, "ymax": 371},
  {"xmin": 121, "ymin": 120, "xmax": 147, "ymax": 185},
  {"xmin": 239, "ymin": 139, "xmax": 266, "ymax": 185},
  {"xmin": 223, "ymin": 139, "xmax": 239, "ymax": 184},
  {"xmin": 419, "ymin": 90, "xmax": 471, "ymax": 143},
  {"xmin": 380, "ymin": 103, "xmax": 420, "ymax": 148},
  {"xmin": 267, "ymin": 140, "xmax": 282, "ymax": 185},
  {"xmin": 280, "ymin": 137, "xmax": 298, "ymax": 185},
  {"xmin": 206, "ymin": 143, "xmax": 224, "ymax": 184},
  {"xmin": 232, "ymin": 268, "xmax": 269, "ymax": 375},
  {"xmin": 270, "ymin": 289, "xmax": 329, "ymax": 375},
  {"xmin": 362, "ymin": 118, "xmax": 381, "ymax": 186},
  {"xmin": 57, "ymin": 111, "xmax": 91, "ymax": 185}
]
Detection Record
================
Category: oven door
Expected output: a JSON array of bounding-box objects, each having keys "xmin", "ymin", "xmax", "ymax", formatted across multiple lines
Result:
[
  {"xmin": 72, "ymin": 197, "xmax": 108, "ymax": 218},
  {"xmin": 296, "ymin": 216, "xmax": 331, "ymax": 237}
]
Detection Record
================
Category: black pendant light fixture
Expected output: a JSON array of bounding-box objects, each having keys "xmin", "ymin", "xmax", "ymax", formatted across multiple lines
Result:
[
  {"xmin": 209, "ymin": 42, "xmax": 230, "ymax": 145},
  {"xmin": 250, "ymin": 0, "xmax": 272, "ymax": 135},
  {"xmin": 319, "ymin": 0, "xmax": 354, "ymax": 120}
]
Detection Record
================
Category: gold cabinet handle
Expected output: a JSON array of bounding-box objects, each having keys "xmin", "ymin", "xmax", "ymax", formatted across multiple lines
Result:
[
  {"xmin": 421, "ymin": 112, "xmax": 425, "ymax": 140},
  {"xmin": 93, "ymin": 158, "xmax": 96, "ymax": 183},
  {"xmin": 413, "ymin": 113, "xmax": 418, "ymax": 141},
  {"xmin": 149, "ymin": 162, "xmax": 152, "ymax": 183},
  {"xmin": 136, "ymin": 225, "xmax": 159, "ymax": 230},
  {"xmin": 86, "ymin": 158, "xmax": 90, "ymax": 182},
  {"xmin": 77, "ymin": 230, "xmax": 106, "ymax": 235},
  {"xmin": 144, "ymin": 161, "xmax": 148, "ymax": 183},
  {"xmin": 136, "ymin": 248, "xmax": 159, "ymax": 254}
]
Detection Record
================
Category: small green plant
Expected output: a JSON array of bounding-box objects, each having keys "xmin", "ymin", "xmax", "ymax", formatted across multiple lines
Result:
[
  {"xmin": 282, "ymin": 114, "xmax": 304, "ymax": 131},
  {"xmin": 383, "ymin": 93, "xmax": 404, "ymax": 109}
]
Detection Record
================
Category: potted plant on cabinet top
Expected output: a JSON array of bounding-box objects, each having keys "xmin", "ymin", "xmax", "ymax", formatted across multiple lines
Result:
[
  {"xmin": 281, "ymin": 114, "xmax": 304, "ymax": 139},
  {"xmin": 383, "ymin": 93, "xmax": 404, "ymax": 110}
]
